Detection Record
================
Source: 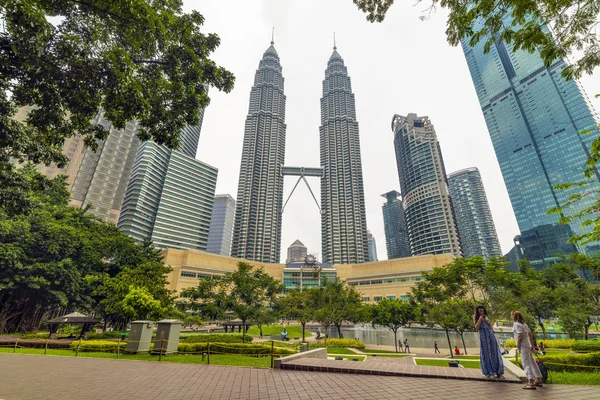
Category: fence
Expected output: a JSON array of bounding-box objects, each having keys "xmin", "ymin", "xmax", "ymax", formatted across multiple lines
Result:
[{"xmin": 0, "ymin": 338, "xmax": 299, "ymax": 368}]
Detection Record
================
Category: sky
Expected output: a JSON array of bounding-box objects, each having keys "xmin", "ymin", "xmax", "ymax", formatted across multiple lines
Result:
[{"xmin": 185, "ymin": 0, "xmax": 600, "ymax": 262}]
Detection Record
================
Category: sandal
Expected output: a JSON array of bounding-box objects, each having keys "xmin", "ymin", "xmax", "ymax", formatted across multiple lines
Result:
[{"xmin": 522, "ymin": 385, "xmax": 536, "ymax": 390}]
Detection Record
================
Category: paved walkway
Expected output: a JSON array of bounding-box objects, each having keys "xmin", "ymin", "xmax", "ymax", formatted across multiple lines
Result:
[
  {"xmin": 1, "ymin": 354, "xmax": 598, "ymax": 400},
  {"xmin": 280, "ymin": 355, "xmax": 522, "ymax": 383}
]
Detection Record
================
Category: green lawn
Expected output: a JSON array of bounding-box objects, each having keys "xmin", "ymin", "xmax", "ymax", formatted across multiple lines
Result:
[
  {"xmin": 326, "ymin": 348, "xmax": 359, "ymax": 355},
  {"xmin": 415, "ymin": 358, "xmax": 481, "ymax": 369},
  {"xmin": 0, "ymin": 347, "xmax": 272, "ymax": 367},
  {"xmin": 548, "ymin": 371, "xmax": 600, "ymax": 385},
  {"xmin": 247, "ymin": 324, "xmax": 311, "ymax": 338},
  {"xmin": 328, "ymin": 355, "xmax": 366, "ymax": 361},
  {"xmin": 453, "ymin": 355, "xmax": 481, "ymax": 360}
]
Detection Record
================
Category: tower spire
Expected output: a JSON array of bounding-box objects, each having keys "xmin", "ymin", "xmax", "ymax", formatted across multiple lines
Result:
[
  {"xmin": 333, "ymin": 32, "xmax": 336, "ymax": 50},
  {"xmin": 271, "ymin": 27, "xmax": 274, "ymax": 45}
]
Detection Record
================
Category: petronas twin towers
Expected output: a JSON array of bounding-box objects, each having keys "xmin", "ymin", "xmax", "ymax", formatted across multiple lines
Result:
[{"xmin": 231, "ymin": 39, "xmax": 369, "ymax": 264}]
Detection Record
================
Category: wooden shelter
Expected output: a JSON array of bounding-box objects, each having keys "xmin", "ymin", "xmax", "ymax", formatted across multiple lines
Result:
[
  {"xmin": 46, "ymin": 312, "xmax": 100, "ymax": 339},
  {"xmin": 221, "ymin": 318, "xmax": 252, "ymax": 333}
]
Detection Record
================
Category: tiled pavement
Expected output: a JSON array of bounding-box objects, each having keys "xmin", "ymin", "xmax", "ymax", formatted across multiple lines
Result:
[
  {"xmin": 1, "ymin": 353, "xmax": 598, "ymax": 400},
  {"xmin": 281, "ymin": 355, "xmax": 522, "ymax": 383}
]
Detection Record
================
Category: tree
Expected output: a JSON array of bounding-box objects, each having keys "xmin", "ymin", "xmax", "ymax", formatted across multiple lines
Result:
[
  {"xmin": 371, "ymin": 298, "xmax": 419, "ymax": 353},
  {"xmin": 178, "ymin": 276, "xmax": 225, "ymax": 322},
  {"xmin": 312, "ymin": 279, "xmax": 363, "ymax": 339},
  {"xmin": 251, "ymin": 307, "xmax": 277, "ymax": 339},
  {"xmin": 218, "ymin": 262, "xmax": 284, "ymax": 342},
  {"xmin": 427, "ymin": 299, "xmax": 470, "ymax": 358},
  {"xmin": 280, "ymin": 289, "xmax": 314, "ymax": 342},
  {"xmin": 353, "ymin": 0, "xmax": 600, "ymax": 79},
  {"xmin": 1, "ymin": 0, "xmax": 234, "ymax": 168}
]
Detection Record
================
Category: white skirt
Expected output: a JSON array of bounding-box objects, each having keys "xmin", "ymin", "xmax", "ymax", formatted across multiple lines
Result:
[{"xmin": 520, "ymin": 345, "xmax": 542, "ymax": 380}]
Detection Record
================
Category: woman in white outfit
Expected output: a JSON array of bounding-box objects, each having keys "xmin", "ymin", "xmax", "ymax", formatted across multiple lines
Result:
[{"xmin": 512, "ymin": 311, "xmax": 543, "ymax": 390}]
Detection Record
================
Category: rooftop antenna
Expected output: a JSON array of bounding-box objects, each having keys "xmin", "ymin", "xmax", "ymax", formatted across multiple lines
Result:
[
  {"xmin": 271, "ymin": 27, "xmax": 275, "ymax": 45},
  {"xmin": 333, "ymin": 32, "xmax": 336, "ymax": 50}
]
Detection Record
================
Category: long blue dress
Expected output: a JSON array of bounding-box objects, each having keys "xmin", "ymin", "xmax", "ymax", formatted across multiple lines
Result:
[{"xmin": 478, "ymin": 319, "xmax": 504, "ymax": 376}]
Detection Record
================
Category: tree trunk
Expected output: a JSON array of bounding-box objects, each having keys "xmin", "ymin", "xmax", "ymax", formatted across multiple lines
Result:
[
  {"xmin": 393, "ymin": 329, "xmax": 398, "ymax": 353},
  {"xmin": 259, "ymin": 326, "xmax": 263, "ymax": 338},
  {"xmin": 445, "ymin": 329, "xmax": 453, "ymax": 358},
  {"xmin": 537, "ymin": 317, "xmax": 546, "ymax": 339},
  {"xmin": 242, "ymin": 319, "xmax": 246, "ymax": 343},
  {"xmin": 301, "ymin": 322, "xmax": 306, "ymax": 342},
  {"xmin": 460, "ymin": 332, "xmax": 467, "ymax": 355},
  {"xmin": 336, "ymin": 324, "xmax": 342, "ymax": 338}
]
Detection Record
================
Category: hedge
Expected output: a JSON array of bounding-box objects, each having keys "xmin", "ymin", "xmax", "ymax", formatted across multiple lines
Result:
[
  {"xmin": 572, "ymin": 340, "xmax": 600, "ymax": 352},
  {"xmin": 538, "ymin": 352, "xmax": 600, "ymax": 372},
  {"xmin": 504, "ymin": 338, "xmax": 574, "ymax": 349},
  {"xmin": 177, "ymin": 342, "xmax": 296, "ymax": 356},
  {"xmin": 0, "ymin": 338, "xmax": 72, "ymax": 349},
  {"xmin": 311, "ymin": 339, "xmax": 365, "ymax": 349},
  {"xmin": 182, "ymin": 333, "xmax": 253, "ymax": 344},
  {"xmin": 70, "ymin": 340, "xmax": 130, "ymax": 353}
]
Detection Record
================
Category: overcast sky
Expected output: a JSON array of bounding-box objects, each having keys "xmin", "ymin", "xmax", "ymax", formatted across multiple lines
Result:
[{"xmin": 186, "ymin": 0, "xmax": 600, "ymax": 262}]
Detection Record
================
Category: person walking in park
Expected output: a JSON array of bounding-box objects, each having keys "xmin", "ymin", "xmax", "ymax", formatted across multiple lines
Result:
[
  {"xmin": 434, "ymin": 340, "xmax": 440, "ymax": 354},
  {"xmin": 474, "ymin": 305, "xmax": 504, "ymax": 378},
  {"xmin": 398, "ymin": 339, "xmax": 404, "ymax": 353},
  {"xmin": 404, "ymin": 338, "xmax": 410, "ymax": 353},
  {"xmin": 512, "ymin": 311, "xmax": 543, "ymax": 390}
]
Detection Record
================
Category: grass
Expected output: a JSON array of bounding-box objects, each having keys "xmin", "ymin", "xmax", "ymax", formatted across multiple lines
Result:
[
  {"xmin": 0, "ymin": 346, "xmax": 272, "ymax": 368},
  {"xmin": 326, "ymin": 348, "xmax": 359, "ymax": 355},
  {"xmin": 328, "ymin": 355, "xmax": 366, "ymax": 361},
  {"xmin": 246, "ymin": 324, "xmax": 311, "ymax": 338},
  {"xmin": 453, "ymin": 355, "xmax": 481, "ymax": 360},
  {"xmin": 415, "ymin": 358, "xmax": 481, "ymax": 369},
  {"xmin": 548, "ymin": 371, "xmax": 600, "ymax": 385}
]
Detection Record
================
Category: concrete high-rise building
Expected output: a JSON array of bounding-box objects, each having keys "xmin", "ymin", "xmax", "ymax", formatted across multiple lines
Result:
[
  {"xmin": 367, "ymin": 231, "xmax": 378, "ymax": 262},
  {"xmin": 320, "ymin": 43, "xmax": 369, "ymax": 264},
  {"xmin": 461, "ymin": 15, "xmax": 600, "ymax": 255},
  {"xmin": 118, "ymin": 116, "xmax": 218, "ymax": 251},
  {"xmin": 69, "ymin": 110, "xmax": 140, "ymax": 224},
  {"xmin": 286, "ymin": 239, "xmax": 307, "ymax": 264},
  {"xmin": 448, "ymin": 167, "xmax": 502, "ymax": 259},
  {"xmin": 391, "ymin": 114, "xmax": 461, "ymax": 257},
  {"xmin": 381, "ymin": 190, "xmax": 411, "ymax": 259},
  {"xmin": 207, "ymin": 194, "xmax": 236, "ymax": 256},
  {"xmin": 231, "ymin": 40, "xmax": 287, "ymax": 263}
]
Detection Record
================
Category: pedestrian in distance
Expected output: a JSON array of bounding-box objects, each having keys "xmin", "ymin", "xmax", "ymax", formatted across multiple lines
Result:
[
  {"xmin": 512, "ymin": 311, "xmax": 543, "ymax": 390},
  {"xmin": 454, "ymin": 346, "xmax": 460, "ymax": 356},
  {"xmin": 474, "ymin": 305, "xmax": 504, "ymax": 378},
  {"xmin": 398, "ymin": 339, "xmax": 404, "ymax": 353},
  {"xmin": 404, "ymin": 338, "xmax": 410, "ymax": 353},
  {"xmin": 434, "ymin": 340, "xmax": 440, "ymax": 354}
]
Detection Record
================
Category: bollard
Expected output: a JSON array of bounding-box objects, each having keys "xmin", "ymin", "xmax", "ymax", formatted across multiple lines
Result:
[
  {"xmin": 271, "ymin": 341, "xmax": 274, "ymax": 369},
  {"xmin": 207, "ymin": 342, "xmax": 210, "ymax": 365},
  {"xmin": 13, "ymin": 338, "xmax": 18, "ymax": 353},
  {"xmin": 75, "ymin": 338, "xmax": 82, "ymax": 357},
  {"xmin": 117, "ymin": 339, "xmax": 121, "ymax": 359},
  {"xmin": 44, "ymin": 338, "xmax": 49, "ymax": 355}
]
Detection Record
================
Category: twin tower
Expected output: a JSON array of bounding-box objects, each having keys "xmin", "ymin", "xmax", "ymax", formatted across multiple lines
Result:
[{"xmin": 231, "ymin": 39, "xmax": 369, "ymax": 264}]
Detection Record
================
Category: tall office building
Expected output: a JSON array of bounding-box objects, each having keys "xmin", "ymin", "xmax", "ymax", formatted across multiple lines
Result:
[
  {"xmin": 118, "ymin": 118, "xmax": 218, "ymax": 251},
  {"xmin": 391, "ymin": 114, "xmax": 461, "ymax": 257},
  {"xmin": 448, "ymin": 167, "xmax": 502, "ymax": 259},
  {"xmin": 231, "ymin": 40, "xmax": 287, "ymax": 263},
  {"xmin": 381, "ymin": 190, "xmax": 411, "ymax": 259},
  {"xmin": 461, "ymin": 15, "xmax": 600, "ymax": 255},
  {"xmin": 320, "ymin": 43, "xmax": 369, "ymax": 264},
  {"xmin": 367, "ymin": 231, "xmax": 378, "ymax": 262},
  {"xmin": 69, "ymin": 110, "xmax": 140, "ymax": 224},
  {"xmin": 286, "ymin": 239, "xmax": 308, "ymax": 264},
  {"xmin": 207, "ymin": 194, "xmax": 236, "ymax": 256}
]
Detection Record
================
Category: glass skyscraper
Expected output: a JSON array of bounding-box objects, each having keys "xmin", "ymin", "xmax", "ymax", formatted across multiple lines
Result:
[
  {"xmin": 381, "ymin": 190, "xmax": 411, "ymax": 259},
  {"xmin": 367, "ymin": 231, "xmax": 378, "ymax": 262},
  {"xmin": 448, "ymin": 167, "xmax": 502, "ymax": 259},
  {"xmin": 207, "ymin": 194, "xmax": 236, "ymax": 256},
  {"xmin": 461, "ymin": 16, "xmax": 600, "ymax": 254},
  {"xmin": 391, "ymin": 114, "xmax": 461, "ymax": 257}
]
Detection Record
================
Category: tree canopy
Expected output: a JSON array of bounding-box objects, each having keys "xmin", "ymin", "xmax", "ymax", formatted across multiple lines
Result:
[
  {"xmin": 1, "ymin": 0, "xmax": 234, "ymax": 168},
  {"xmin": 353, "ymin": 0, "xmax": 600, "ymax": 79}
]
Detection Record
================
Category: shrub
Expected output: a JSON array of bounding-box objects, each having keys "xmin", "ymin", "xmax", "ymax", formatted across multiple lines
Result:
[
  {"xmin": 572, "ymin": 339, "xmax": 600, "ymax": 352},
  {"xmin": 539, "ymin": 352, "xmax": 600, "ymax": 372},
  {"xmin": 182, "ymin": 333, "xmax": 253, "ymax": 344},
  {"xmin": 177, "ymin": 342, "xmax": 296, "ymax": 356},
  {"xmin": 0, "ymin": 338, "xmax": 73, "ymax": 349},
  {"xmin": 70, "ymin": 340, "xmax": 128, "ymax": 353},
  {"xmin": 87, "ymin": 331, "xmax": 124, "ymax": 340},
  {"xmin": 504, "ymin": 338, "xmax": 574, "ymax": 349},
  {"xmin": 311, "ymin": 339, "xmax": 365, "ymax": 349}
]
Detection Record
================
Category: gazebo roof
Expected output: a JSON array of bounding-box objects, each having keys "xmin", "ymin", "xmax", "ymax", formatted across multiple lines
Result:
[
  {"xmin": 47, "ymin": 312, "xmax": 100, "ymax": 324},
  {"xmin": 222, "ymin": 318, "xmax": 251, "ymax": 326}
]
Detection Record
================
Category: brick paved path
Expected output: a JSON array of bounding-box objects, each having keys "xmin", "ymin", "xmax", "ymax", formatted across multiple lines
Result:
[{"xmin": 0, "ymin": 353, "xmax": 597, "ymax": 400}]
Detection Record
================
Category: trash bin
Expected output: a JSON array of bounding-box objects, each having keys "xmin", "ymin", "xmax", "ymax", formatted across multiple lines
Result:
[
  {"xmin": 125, "ymin": 321, "xmax": 154, "ymax": 353},
  {"xmin": 448, "ymin": 360, "xmax": 460, "ymax": 368},
  {"xmin": 151, "ymin": 319, "xmax": 183, "ymax": 355}
]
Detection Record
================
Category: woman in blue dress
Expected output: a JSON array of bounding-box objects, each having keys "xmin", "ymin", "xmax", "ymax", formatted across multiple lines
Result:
[{"xmin": 474, "ymin": 305, "xmax": 504, "ymax": 378}]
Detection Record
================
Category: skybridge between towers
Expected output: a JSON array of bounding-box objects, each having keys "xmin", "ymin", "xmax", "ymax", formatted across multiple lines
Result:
[{"xmin": 280, "ymin": 165, "xmax": 324, "ymax": 215}]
